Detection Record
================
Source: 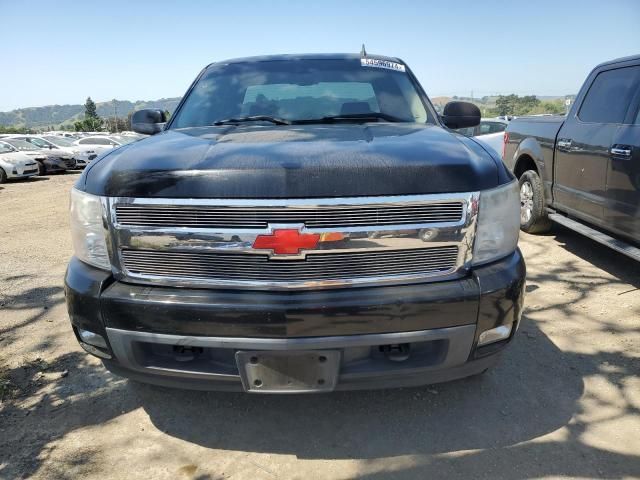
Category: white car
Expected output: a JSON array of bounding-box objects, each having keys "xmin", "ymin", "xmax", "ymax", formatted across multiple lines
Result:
[
  {"xmin": 47, "ymin": 131, "xmax": 80, "ymax": 139},
  {"xmin": 0, "ymin": 142, "xmax": 39, "ymax": 183},
  {"xmin": 73, "ymin": 135, "xmax": 139, "ymax": 155},
  {"xmin": 9, "ymin": 135, "xmax": 85, "ymax": 168},
  {"xmin": 456, "ymin": 118, "xmax": 510, "ymax": 156}
]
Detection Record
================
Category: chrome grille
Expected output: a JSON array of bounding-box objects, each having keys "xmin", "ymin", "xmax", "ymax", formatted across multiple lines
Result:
[
  {"xmin": 115, "ymin": 202, "xmax": 464, "ymax": 229},
  {"xmin": 121, "ymin": 247, "xmax": 459, "ymax": 284},
  {"xmin": 108, "ymin": 193, "xmax": 479, "ymax": 290}
]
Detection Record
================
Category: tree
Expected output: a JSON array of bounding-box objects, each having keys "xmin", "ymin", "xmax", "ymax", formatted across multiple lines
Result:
[
  {"xmin": 85, "ymin": 97, "xmax": 98, "ymax": 119},
  {"xmin": 495, "ymin": 94, "xmax": 517, "ymax": 116},
  {"xmin": 105, "ymin": 116, "xmax": 130, "ymax": 133},
  {"xmin": 74, "ymin": 97, "xmax": 103, "ymax": 131}
]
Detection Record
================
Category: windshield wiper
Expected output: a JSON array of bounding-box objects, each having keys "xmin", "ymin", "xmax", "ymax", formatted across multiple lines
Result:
[
  {"xmin": 293, "ymin": 112, "xmax": 407, "ymax": 124},
  {"xmin": 213, "ymin": 115, "xmax": 291, "ymax": 126}
]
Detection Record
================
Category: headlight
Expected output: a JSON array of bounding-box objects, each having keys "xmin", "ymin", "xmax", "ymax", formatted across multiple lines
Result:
[
  {"xmin": 472, "ymin": 181, "xmax": 520, "ymax": 266},
  {"xmin": 2, "ymin": 157, "xmax": 23, "ymax": 165},
  {"xmin": 70, "ymin": 188, "xmax": 110, "ymax": 270}
]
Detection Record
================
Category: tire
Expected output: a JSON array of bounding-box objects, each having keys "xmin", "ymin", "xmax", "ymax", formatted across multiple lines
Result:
[
  {"xmin": 37, "ymin": 162, "xmax": 46, "ymax": 176},
  {"xmin": 0, "ymin": 167, "xmax": 6, "ymax": 184},
  {"xmin": 518, "ymin": 170, "xmax": 552, "ymax": 233}
]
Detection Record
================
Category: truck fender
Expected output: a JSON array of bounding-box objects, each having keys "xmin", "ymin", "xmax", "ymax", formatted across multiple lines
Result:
[
  {"xmin": 512, "ymin": 137, "xmax": 545, "ymax": 178},
  {"xmin": 512, "ymin": 137, "xmax": 553, "ymax": 204}
]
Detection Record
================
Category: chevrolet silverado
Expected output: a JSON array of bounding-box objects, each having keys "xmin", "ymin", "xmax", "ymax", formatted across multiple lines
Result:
[{"xmin": 65, "ymin": 53, "xmax": 525, "ymax": 393}]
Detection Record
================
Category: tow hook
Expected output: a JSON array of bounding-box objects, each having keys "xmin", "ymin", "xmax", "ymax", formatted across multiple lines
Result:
[
  {"xmin": 172, "ymin": 345, "xmax": 204, "ymax": 362},
  {"xmin": 380, "ymin": 343, "xmax": 411, "ymax": 362}
]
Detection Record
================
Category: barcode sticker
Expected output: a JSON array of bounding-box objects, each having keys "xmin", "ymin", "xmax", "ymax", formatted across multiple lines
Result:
[{"xmin": 361, "ymin": 58, "xmax": 406, "ymax": 72}]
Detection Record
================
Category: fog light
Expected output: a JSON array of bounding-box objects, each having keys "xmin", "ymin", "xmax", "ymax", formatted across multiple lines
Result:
[
  {"xmin": 478, "ymin": 324, "xmax": 512, "ymax": 346},
  {"xmin": 77, "ymin": 327, "xmax": 112, "ymax": 359},
  {"xmin": 78, "ymin": 327, "xmax": 107, "ymax": 348}
]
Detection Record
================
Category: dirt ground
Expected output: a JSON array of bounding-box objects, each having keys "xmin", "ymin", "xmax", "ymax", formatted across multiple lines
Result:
[{"xmin": 0, "ymin": 173, "xmax": 638, "ymax": 480}]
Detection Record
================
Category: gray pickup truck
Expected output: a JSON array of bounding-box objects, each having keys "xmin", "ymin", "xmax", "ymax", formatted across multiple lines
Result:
[{"xmin": 504, "ymin": 55, "xmax": 640, "ymax": 260}]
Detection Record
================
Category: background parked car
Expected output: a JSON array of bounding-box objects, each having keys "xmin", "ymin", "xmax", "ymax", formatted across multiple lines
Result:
[
  {"xmin": 41, "ymin": 135, "xmax": 97, "ymax": 167},
  {"xmin": 8, "ymin": 135, "xmax": 77, "ymax": 169},
  {"xmin": 0, "ymin": 141, "xmax": 40, "ymax": 183},
  {"xmin": 46, "ymin": 131, "xmax": 80, "ymax": 139},
  {"xmin": 73, "ymin": 134, "xmax": 140, "ymax": 155},
  {"xmin": 455, "ymin": 118, "xmax": 510, "ymax": 155},
  {"xmin": 2, "ymin": 138, "xmax": 68, "ymax": 175}
]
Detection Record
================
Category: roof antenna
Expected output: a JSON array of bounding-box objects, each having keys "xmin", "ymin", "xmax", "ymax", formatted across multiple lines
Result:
[{"xmin": 360, "ymin": 44, "xmax": 367, "ymax": 57}]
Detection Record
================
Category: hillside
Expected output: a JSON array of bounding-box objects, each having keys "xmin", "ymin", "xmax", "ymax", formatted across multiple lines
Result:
[
  {"xmin": 431, "ymin": 95, "xmax": 572, "ymax": 117},
  {"xmin": 2, "ymin": 93, "xmax": 575, "ymax": 129},
  {"xmin": 0, "ymin": 97, "xmax": 181, "ymax": 129}
]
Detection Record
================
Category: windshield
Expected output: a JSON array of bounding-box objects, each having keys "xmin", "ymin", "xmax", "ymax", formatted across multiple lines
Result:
[
  {"xmin": 0, "ymin": 143, "xmax": 15, "ymax": 154},
  {"xmin": 26, "ymin": 137, "xmax": 54, "ymax": 148},
  {"xmin": 5, "ymin": 139, "xmax": 38, "ymax": 151},
  {"xmin": 170, "ymin": 58, "xmax": 433, "ymax": 128},
  {"xmin": 44, "ymin": 136, "xmax": 74, "ymax": 147}
]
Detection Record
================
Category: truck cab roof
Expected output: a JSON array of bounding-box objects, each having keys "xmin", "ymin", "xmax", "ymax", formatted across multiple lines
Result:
[
  {"xmin": 206, "ymin": 53, "xmax": 405, "ymax": 67},
  {"xmin": 594, "ymin": 54, "xmax": 640, "ymax": 69}
]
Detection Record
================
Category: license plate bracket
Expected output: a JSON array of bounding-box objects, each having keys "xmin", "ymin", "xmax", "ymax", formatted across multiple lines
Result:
[{"xmin": 236, "ymin": 350, "xmax": 340, "ymax": 393}]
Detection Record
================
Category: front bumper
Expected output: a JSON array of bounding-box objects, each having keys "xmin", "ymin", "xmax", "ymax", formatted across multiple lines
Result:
[
  {"xmin": 5, "ymin": 163, "xmax": 38, "ymax": 179},
  {"xmin": 65, "ymin": 249, "xmax": 525, "ymax": 392},
  {"xmin": 44, "ymin": 158, "xmax": 67, "ymax": 173}
]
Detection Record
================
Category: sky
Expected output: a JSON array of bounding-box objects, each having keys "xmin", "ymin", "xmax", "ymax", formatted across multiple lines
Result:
[{"xmin": 1, "ymin": 0, "xmax": 638, "ymax": 112}]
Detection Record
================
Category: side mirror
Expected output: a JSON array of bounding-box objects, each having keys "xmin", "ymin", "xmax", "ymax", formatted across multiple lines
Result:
[
  {"xmin": 131, "ymin": 109, "xmax": 167, "ymax": 135},
  {"xmin": 441, "ymin": 101, "xmax": 481, "ymax": 129}
]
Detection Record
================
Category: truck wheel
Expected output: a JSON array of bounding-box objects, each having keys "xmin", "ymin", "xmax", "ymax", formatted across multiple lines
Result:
[
  {"xmin": 519, "ymin": 170, "xmax": 552, "ymax": 234},
  {"xmin": 0, "ymin": 168, "xmax": 6, "ymax": 184}
]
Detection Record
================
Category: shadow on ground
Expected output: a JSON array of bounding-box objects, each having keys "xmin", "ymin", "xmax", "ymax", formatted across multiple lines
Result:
[
  {"xmin": 0, "ymin": 231, "xmax": 639, "ymax": 479},
  {"xmin": 552, "ymin": 224, "xmax": 640, "ymax": 288},
  {"xmin": 0, "ymin": 284, "xmax": 65, "ymax": 344}
]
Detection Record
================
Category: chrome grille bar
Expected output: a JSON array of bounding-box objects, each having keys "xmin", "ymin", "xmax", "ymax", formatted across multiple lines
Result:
[
  {"xmin": 115, "ymin": 202, "xmax": 464, "ymax": 229},
  {"xmin": 121, "ymin": 247, "xmax": 459, "ymax": 283}
]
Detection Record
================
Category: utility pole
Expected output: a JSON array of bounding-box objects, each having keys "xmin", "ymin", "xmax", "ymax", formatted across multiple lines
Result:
[{"xmin": 112, "ymin": 99, "xmax": 118, "ymax": 133}]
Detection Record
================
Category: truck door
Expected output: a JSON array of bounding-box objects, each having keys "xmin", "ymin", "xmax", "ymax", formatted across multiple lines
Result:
[
  {"xmin": 606, "ymin": 66, "xmax": 640, "ymax": 241},
  {"xmin": 553, "ymin": 66, "xmax": 639, "ymax": 227}
]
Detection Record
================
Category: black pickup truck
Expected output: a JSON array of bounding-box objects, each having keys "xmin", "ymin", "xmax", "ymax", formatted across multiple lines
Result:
[
  {"xmin": 65, "ymin": 53, "xmax": 525, "ymax": 393},
  {"xmin": 504, "ymin": 55, "xmax": 640, "ymax": 260}
]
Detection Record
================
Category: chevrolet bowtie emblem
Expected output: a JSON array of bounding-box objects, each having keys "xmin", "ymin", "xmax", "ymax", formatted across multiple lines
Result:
[{"xmin": 253, "ymin": 229, "xmax": 320, "ymax": 256}]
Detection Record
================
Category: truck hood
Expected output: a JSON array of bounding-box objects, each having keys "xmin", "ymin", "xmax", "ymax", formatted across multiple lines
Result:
[{"xmin": 83, "ymin": 123, "xmax": 502, "ymax": 198}]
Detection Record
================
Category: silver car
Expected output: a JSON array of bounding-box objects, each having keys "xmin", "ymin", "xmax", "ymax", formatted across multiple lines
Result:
[{"xmin": 0, "ymin": 142, "xmax": 39, "ymax": 183}]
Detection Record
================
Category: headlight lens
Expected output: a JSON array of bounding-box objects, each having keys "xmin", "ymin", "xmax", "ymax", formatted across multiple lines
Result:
[
  {"xmin": 3, "ymin": 157, "xmax": 22, "ymax": 165},
  {"xmin": 472, "ymin": 181, "xmax": 520, "ymax": 266},
  {"xmin": 70, "ymin": 188, "xmax": 110, "ymax": 270}
]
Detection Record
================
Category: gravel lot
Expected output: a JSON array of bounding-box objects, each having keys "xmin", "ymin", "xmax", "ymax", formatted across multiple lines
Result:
[{"xmin": 1, "ymin": 173, "xmax": 639, "ymax": 480}]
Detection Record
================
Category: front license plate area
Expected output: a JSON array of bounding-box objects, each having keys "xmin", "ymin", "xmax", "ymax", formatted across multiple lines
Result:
[{"xmin": 236, "ymin": 350, "xmax": 340, "ymax": 393}]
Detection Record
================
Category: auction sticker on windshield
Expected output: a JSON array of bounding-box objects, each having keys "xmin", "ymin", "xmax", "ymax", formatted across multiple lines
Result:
[{"xmin": 361, "ymin": 58, "xmax": 406, "ymax": 72}]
